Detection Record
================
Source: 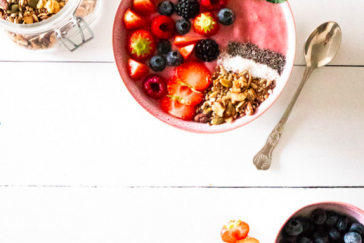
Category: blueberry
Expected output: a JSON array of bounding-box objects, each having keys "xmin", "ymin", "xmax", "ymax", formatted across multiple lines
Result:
[
  {"xmin": 313, "ymin": 231, "xmax": 329, "ymax": 243},
  {"xmin": 158, "ymin": 1, "xmax": 175, "ymax": 16},
  {"xmin": 284, "ymin": 219, "xmax": 304, "ymax": 236},
  {"xmin": 149, "ymin": 55, "xmax": 167, "ymax": 72},
  {"xmin": 297, "ymin": 217, "xmax": 315, "ymax": 235},
  {"xmin": 325, "ymin": 211, "xmax": 339, "ymax": 227},
  {"xmin": 157, "ymin": 40, "xmax": 172, "ymax": 55},
  {"xmin": 311, "ymin": 209, "xmax": 327, "ymax": 225},
  {"xmin": 218, "ymin": 8, "xmax": 236, "ymax": 25},
  {"xmin": 176, "ymin": 18, "xmax": 191, "ymax": 35},
  {"xmin": 166, "ymin": 51, "xmax": 184, "ymax": 66},
  {"xmin": 328, "ymin": 228, "xmax": 341, "ymax": 241},
  {"xmin": 350, "ymin": 223, "xmax": 364, "ymax": 235},
  {"xmin": 344, "ymin": 232, "xmax": 362, "ymax": 243},
  {"xmin": 337, "ymin": 216, "xmax": 350, "ymax": 231},
  {"xmin": 298, "ymin": 236, "xmax": 313, "ymax": 243}
]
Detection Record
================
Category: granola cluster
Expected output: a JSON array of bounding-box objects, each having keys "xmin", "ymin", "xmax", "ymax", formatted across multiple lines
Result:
[{"xmin": 194, "ymin": 65, "xmax": 276, "ymax": 125}]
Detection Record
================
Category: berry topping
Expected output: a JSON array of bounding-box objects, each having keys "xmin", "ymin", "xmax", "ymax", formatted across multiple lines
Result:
[
  {"xmin": 325, "ymin": 211, "xmax": 339, "ymax": 227},
  {"xmin": 167, "ymin": 77, "xmax": 203, "ymax": 106},
  {"xmin": 337, "ymin": 216, "xmax": 350, "ymax": 232},
  {"xmin": 174, "ymin": 36, "xmax": 205, "ymax": 46},
  {"xmin": 142, "ymin": 75, "xmax": 167, "ymax": 99},
  {"xmin": 313, "ymin": 231, "xmax": 329, "ymax": 243},
  {"xmin": 200, "ymin": 0, "xmax": 227, "ymax": 11},
  {"xmin": 179, "ymin": 44, "xmax": 195, "ymax": 59},
  {"xmin": 297, "ymin": 236, "xmax": 313, "ymax": 243},
  {"xmin": 221, "ymin": 220, "xmax": 250, "ymax": 243},
  {"xmin": 284, "ymin": 219, "xmax": 304, "ymax": 236},
  {"xmin": 161, "ymin": 96, "xmax": 196, "ymax": 120},
  {"xmin": 124, "ymin": 9, "xmax": 148, "ymax": 30},
  {"xmin": 195, "ymin": 39, "xmax": 220, "ymax": 62},
  {"xmin": 132, "ymin": 0, "xmax": 156, "ymax": 14},
  {"xmin": 218, "ymin": 8, "xmax": 236, "ymax": 25},
  {"xmin": 350, "ymin": 223, "xmax": 364, "ymax": 235},
  {"xmin": 344, "ymin": 232, "xmax": 362, "ymax": 243},
  {"xmin": 328, "ymin": 228, "xmax": 341, "ymax": 241},
  {"xmin": 128, "ymin": 59, "xmax": 149, "ymax": 79},
  {"xmin": 311, "ymin": 209, "xmax": 327, "ymax": 225},
  {"xmin": 157, "ymin": 39, "xmax": 172, "ymax": 54},
  {"xmin": 176, "ymin": 61, "xmax": 212, "ymax": 91},
  {"xmin": 193, "ymin": 12, "xmax": 219, "ymax": 36},
  {"xmin": 151, "ymin": 15, "xmax": 176, "ymax": 39},
  {"xmin": 158, "ymin": 1, "xmax": 175, "ymax": 16},
  {"xmin": 175, "ymin": 0, "xmax": 200, "ymax": 19},
  {"xmin": 128, "ymin": 30, "xmax": 156, "ymax": 61},
  {"xmin": 176, "ymin": 18, "xmax": 191, "ymax": 35},
  {"xmin": 236, "ymin": 237, "xmax": 260, "ymax": 243},
  {"xmin": 149, "ymin": 55, "xmax": 167, "ymax": 72},
  {"xmin": 166, "ymin": 51, "xmax": 184, "ymax": 66}
]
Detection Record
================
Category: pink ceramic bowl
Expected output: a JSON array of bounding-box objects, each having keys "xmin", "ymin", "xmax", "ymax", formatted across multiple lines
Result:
[
  {"xmin": 112, "ymin": 1, "xmax": 296, "ymax": 133},
  {"xmin": 275, "ymin": 202, "xmax": 364, "ymax": 242}
]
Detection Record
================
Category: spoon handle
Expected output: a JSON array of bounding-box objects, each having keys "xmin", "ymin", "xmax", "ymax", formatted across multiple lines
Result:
[{"xmin": 253, "ymin": 67, "xmax": 314, "ymax": 170}]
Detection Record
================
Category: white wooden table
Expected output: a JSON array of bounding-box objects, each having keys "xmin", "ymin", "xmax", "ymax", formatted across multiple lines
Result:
[{"xmin": 0, "ymin": 0, "xmax": 363, "ymax": 242}]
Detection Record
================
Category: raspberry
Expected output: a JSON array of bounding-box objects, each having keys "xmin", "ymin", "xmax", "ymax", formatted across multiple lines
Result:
[
  {"xmin": 195, "ymin": 39, "xmax": 220, "ymax": 62},
  {"xmin": 142, "ymin": 75, "xmax": 167, "ymax": 99},
  {"xmin": 175, "ymin": 0, "xmax": 200, "ymax": 19}
]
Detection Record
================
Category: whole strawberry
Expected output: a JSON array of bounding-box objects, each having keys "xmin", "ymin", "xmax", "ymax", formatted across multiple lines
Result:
[
  {"xmin": 128, "ymin": 30, "xmax": 156, "ymax": 61},
  {"xmin": 193, "ymin": 12, "xmax": 219, "ymax": 36}
]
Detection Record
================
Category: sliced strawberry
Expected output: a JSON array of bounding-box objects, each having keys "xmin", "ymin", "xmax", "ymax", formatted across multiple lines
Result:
[
  {"xmin": 179, "ymin": 44, "xmax": 195, "ymax": 60},
  {"xmin": 176, "ymin": 61, "xmax": 212, "ymax": 91},
  {"xmin": 167, "ymin": 77, "xmax": 203, "ymax": 106},
  {"xmin": 128, "ymin": 30, "xmax": 156, "ymax": 61},
  {"xmin": 200, "ymin": 0, "xmax": 227, "ymax": 11},
  {"xmin": 151, "ymin": 15, "xmax": 175, "ymax": 39},
  {"xmin": 133, "ymin": 0, "xmax": 156, "ymax": 14},
  {"xmin": 124, "ymin": 9, "xmax": 148, "ymax": 29},
  {"xmin": 128, "ymin": 59, "xmax": 149, "ymax": 79},
  {"xmin": 193, "ymin": 12, "xmax": 219, "ymax": 36},
  {"xmin": 174, "ymin": 36, "xmax": 205, "ymax": 47},
  {"xmin": 161, "ymin": 96, "xmax": 196, "ymax": 121},
  {"xmin": 236, "ymin": 237, "xmax": 260, "ymax": 243}
]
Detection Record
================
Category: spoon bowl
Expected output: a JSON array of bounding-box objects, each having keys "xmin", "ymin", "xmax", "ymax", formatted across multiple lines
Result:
[{"xmin": 305, "ymin": 21, "xmax": 342, "ymax": 68}]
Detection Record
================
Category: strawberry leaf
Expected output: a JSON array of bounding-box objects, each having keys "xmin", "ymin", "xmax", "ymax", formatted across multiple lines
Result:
[{"xmin": 266, "ymin": 0, "xmax": 287, "ymax": 3}]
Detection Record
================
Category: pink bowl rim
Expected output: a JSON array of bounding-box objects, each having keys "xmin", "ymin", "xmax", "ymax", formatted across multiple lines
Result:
[
  {"xmin": 274, "ymin": 201, "xmax": 364, "ymax": 242},
  {"xmin": 112, "ymin": 1, "xmax": 297, "ymax": 134}
]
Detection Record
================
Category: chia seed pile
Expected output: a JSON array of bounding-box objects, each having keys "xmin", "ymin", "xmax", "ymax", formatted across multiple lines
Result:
[{"xmin": 227, "ymin": 42, "xmax": 286, "ymax": 75}]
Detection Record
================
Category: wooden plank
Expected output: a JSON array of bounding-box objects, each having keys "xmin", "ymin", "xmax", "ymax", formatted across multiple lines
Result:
[{"xmin": 0, "ymin": 64, "xmax": 363, "ymax": 186}]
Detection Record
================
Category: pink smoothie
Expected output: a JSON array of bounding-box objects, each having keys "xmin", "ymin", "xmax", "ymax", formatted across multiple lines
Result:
[{"xmin": 142, "ymin": 0, "xmax": 290, "ymax": 80}]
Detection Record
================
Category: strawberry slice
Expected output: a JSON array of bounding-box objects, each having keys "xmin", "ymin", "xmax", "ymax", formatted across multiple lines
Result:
[
  {"xmin": 128, "ymin": 59, "xmax": 149, "ymax": 79},
  {"xmin": 124, "ymin": 9, "xmax": 148, "ymax": 29},
  {"xmin": 179, "ymin": 44, "xmax": 195, "ymax": 59},
  {"xmin": 176, "ymin": 61, "xmax": 212, "ymax": 91},
  {"xmin": 133, "ymin": 0, "xmax": 156, "ymax": 14},
  {"xmin": 167, "ymin": 77, "xmax": 203, "ymax": 106},
  {"xmin": 193, "ymin": 12, "xmax": 219, "ymax": 36},
  {"xmin": 161, "ymin": 96, "xmax": 196, "ymax": 121},
  {"xmin": 128, "ymin": 30, "xmax": 156, "ymax": 61},
  {"xmin": 174, "ymin": 36, "xmax": 205, "ymax": 47}
]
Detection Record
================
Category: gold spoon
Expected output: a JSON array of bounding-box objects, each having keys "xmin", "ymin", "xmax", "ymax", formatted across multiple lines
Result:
[{"xmin": 253, "ymin": 21, "xmax": 342, "ymax": 170}]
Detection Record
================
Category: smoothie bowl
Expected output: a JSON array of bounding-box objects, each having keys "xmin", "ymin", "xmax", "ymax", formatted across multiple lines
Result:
[{"xmin": 113, "ymin": 0, "xmax": 296, "ymax": 133}]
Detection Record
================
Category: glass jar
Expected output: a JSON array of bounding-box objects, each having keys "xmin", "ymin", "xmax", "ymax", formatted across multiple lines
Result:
[{"xmin": 0, "ymin": 0, "xmax": 102, "ymax": 51}]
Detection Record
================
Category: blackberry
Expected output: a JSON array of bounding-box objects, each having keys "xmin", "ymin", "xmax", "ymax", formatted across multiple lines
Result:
[
  {"xmin": 195, "ymin": 39, "xmax": 220, "ymax": 62},
  {"xmin": 175, "ymin": 0, "xmax": 200, "ymax": 19}
]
